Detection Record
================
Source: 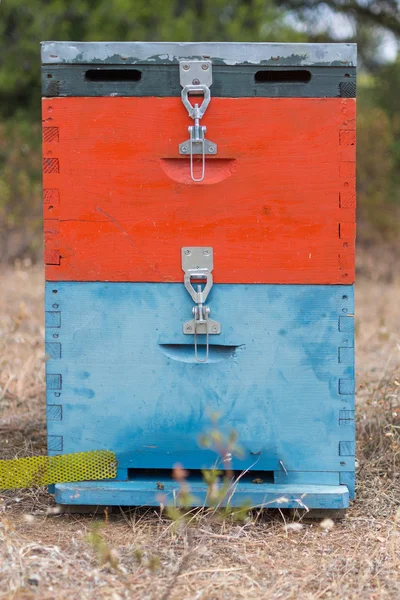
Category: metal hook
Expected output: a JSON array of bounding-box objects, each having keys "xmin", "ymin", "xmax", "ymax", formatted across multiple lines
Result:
[
  {"xmin": 189, "ymin": 124, "xmax": 206, "ymax": 183},
  {"xmin": 178, "ymin": 61, "xmax": 217, "ymax": 183},
  {"xmin": 193, "ymin": 304, "xmax": 210, "ymax": 363},
  {"xmin": 182, "ymin": 247, "xmax": 221, "ymax": 363}
]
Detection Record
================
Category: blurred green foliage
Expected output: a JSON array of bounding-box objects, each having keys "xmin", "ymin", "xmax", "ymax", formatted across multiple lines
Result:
[
  {"xmin": 356, "ymin": 62, "xmax": 400, "ymax": 243},
  {"xmin": 0, "ymin": 0, "xmax": 302, "ymax": 121},
  {"xmin": 0, "ymin": 0, "xmax": 399, "ymax": 261},
  {"xmin": 0, "ymin": 120, "xmax": 42, "ymax": 261}
]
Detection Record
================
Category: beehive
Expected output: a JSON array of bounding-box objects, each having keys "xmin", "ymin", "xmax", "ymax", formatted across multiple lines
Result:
[{"xmin": 42, "ymin": 42, "xmax": 356, "ymax": 510}]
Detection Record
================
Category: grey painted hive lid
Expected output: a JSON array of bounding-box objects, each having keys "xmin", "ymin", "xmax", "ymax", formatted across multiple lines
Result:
[{"xmin": 41, "ymin": 41, "xmax": 357, "ymax": 67}]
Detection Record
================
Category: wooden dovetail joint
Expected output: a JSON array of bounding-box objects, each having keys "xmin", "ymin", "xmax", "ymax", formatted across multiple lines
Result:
[
  {"xmin": 43, "ymin": 158, "xmax": 60, "ymax": 174},
  {"xmin": 46, "ymin": 293, "xmax": 63, "ymax": 430},
  {"xmin": 47, "ymin": 404, "xmax": 62, "ymax": 421},
  {"xmin": 339, "ymin": 130, "xmax": 355, "ymax": 146},
  {"xmin": 44, "ymin": 189, "xmax": 61, "ymax": 266},
  {"xmin": 43, "ymin": 126, "xmax": 60, "ymax": 143},
  {"xmin": 339, "ymin": 191, "xmax": 356, "ymax": 209},
  {"xmin": 339, "ymin": 409, "xmax": 355, "ymax": 427},
  {"xmin": 339, "ymin": 441, "xmax": 355, "ymax": 456},
  {"xmin": 47, "ymin": 435, "xmax": 63, "ymax": 452}
]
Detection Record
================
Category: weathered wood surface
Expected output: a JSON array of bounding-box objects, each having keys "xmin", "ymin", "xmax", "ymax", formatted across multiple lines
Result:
[
  {"xmin": 43, "ymin": 97, "xmax": 356, "ymax": 284},
  {"xmin": 41, "ymin": 41, "xmax": 357, "ymax": 67},
  {"xmin": 42, "ymin": 65, "xmax": 356, "ymax": 98},
  {"xmin": 45, "ymin": 282, "xmax": 355, "ymax": 478}
]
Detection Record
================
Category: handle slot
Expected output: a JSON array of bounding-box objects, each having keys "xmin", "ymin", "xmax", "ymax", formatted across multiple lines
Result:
[
  {"xmin": 159, "ymin": 344, "xmax": 242, "ymax": 364},
  {"xmin": 255, "ymin": 69, "xmax": 311, "ymax": 84},
  {"xmin": 85, "ymin": 69, "xmax": 142, "ymax": 82}
]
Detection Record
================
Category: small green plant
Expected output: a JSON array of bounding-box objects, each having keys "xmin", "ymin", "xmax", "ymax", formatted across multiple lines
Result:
[
  {"xmin": 164, "ymin": 463, "xmax": 198, "ymax": 525},
  {"xmin": 163, "ymin": 413, "xmax": 251, "ymax": 524},
  {"xmin": 133, "ymin": 548, "xmax": 161, "ymax": 572},
  {"xmin": 87, "ymin": 521, "xmax": 119, "ymax": 569},
  {"xmin": 199, "ymin": 413, "xmax": 250, "ymax": 518},
  {"xmin": 198, "ymin": 412, "xmax": 244, "ymax": 477}
]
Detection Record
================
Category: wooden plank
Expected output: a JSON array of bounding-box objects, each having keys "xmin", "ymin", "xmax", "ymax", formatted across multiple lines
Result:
[
  {"xmin": 45, "ymin": 282, "xmax": 355, "ymax": 473},
  {"xmin": 54, "ymin": 480, "xmax": 349, "ymax": 509},
  {"xmin": 41, "ymin": 64, "xmax": 356, "ymax": 98},
  {"xmin": 41, "ymin": 41, "xmax": 357, "ymax": 67},
  {"xmin": 42, "ymin": 97, "xmax": 356, "ymax": 284},
  {"xmin": 273, "ymin": 471, "xmax": 340, "ymax": 485},
  {"xmin": 340, "ymin": 471, "xmax": 355, "ymax": 500}
]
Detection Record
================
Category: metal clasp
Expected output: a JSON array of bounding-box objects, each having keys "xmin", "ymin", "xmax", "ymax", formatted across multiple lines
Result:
[
  {"xmin": 179, "ymin": 61, "xmax": 217, "ymax": 183},
  {"xmin": 182, "ymin": 247, "xmax": 221, "ymax": 363}
]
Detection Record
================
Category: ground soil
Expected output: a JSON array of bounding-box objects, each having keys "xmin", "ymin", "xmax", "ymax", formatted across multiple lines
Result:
[{"xmin": 0, "ymin": 254, "xmax": 399, "ymax": 599}]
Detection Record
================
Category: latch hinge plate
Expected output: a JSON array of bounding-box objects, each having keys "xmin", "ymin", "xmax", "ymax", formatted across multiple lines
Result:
[
  {"xmin": 178, "ymin": 60, "xmax": 217, "ymax": 182},
  {"xmin": 183, "ymin": 313, "xmax": 221, "ymax": 336},
  {"xmin": 181, "ymin": 247, "xmax": 221, "ymax": 362},
  {"xmin": 179, "ymin": 60, "xmax": 213, "ymax": 89}
]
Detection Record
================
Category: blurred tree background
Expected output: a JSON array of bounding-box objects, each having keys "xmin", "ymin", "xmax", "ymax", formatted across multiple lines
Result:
[{"xmin": 0, "ymin": 0, "xmax": 399, "ymax": 262}]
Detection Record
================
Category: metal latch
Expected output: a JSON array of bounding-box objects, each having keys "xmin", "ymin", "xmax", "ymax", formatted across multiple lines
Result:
[
  {"xmin": 179, "ymin": 60, "xmax": 217, "ymax": 183},
  {"xmin": 182, "ymin": 247, "xmax": 221, "ymax": 363}
]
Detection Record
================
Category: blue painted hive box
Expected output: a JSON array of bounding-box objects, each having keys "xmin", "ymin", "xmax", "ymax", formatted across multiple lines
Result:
[{"xmin": 42, "ymin": 42, "xmax": 357, "ymax": 510}]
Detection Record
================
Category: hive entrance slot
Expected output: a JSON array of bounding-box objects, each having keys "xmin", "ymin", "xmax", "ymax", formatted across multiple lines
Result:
[
  {"xmin": 254, "ymin": 69, "xmax": 312, "ymax": 84},
  {"xmin": 85, "ymin": 69, "xmax": 142, "ymax": 82},
  {"xmin": 127, "ymin": 468, "xmax": 274, "ymax": 484}
]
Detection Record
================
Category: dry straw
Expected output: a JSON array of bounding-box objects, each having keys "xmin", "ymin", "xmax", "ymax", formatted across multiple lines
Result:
[{"xmin": 0, "ymin": 262, "xmax": 399, "ymax": 599}]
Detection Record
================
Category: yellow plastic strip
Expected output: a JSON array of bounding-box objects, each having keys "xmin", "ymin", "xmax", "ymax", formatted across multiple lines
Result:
[{"xmin": 0, "ymin": 450, "xmax": 117, "ymax": 490}]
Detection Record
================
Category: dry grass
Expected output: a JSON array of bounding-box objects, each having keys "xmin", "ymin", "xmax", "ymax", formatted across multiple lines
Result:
[{"xmin": 1, "ymin": 255, "xmax": 399, "ymax": 599}]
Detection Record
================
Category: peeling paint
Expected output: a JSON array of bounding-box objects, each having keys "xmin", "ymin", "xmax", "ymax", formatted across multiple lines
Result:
[{"xmin": 41, "ymin": 42, "xmax": 357, "ymax": 67}]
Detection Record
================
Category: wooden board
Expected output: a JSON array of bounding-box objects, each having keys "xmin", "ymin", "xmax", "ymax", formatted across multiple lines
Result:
[
  {"xmin": 54, "ymin": 480, "xmax": 349, "ymax": 509},
  {"xmin": 45, "ymin": 282, "xmax": 355, "ymax": 476},
  {"xmin": 43, "ymin": 97, "xmax": 356, "ymax": 284},
  {"xmin": 42, "ymin": 64, "xmax": 356, "ymax": 98}
]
